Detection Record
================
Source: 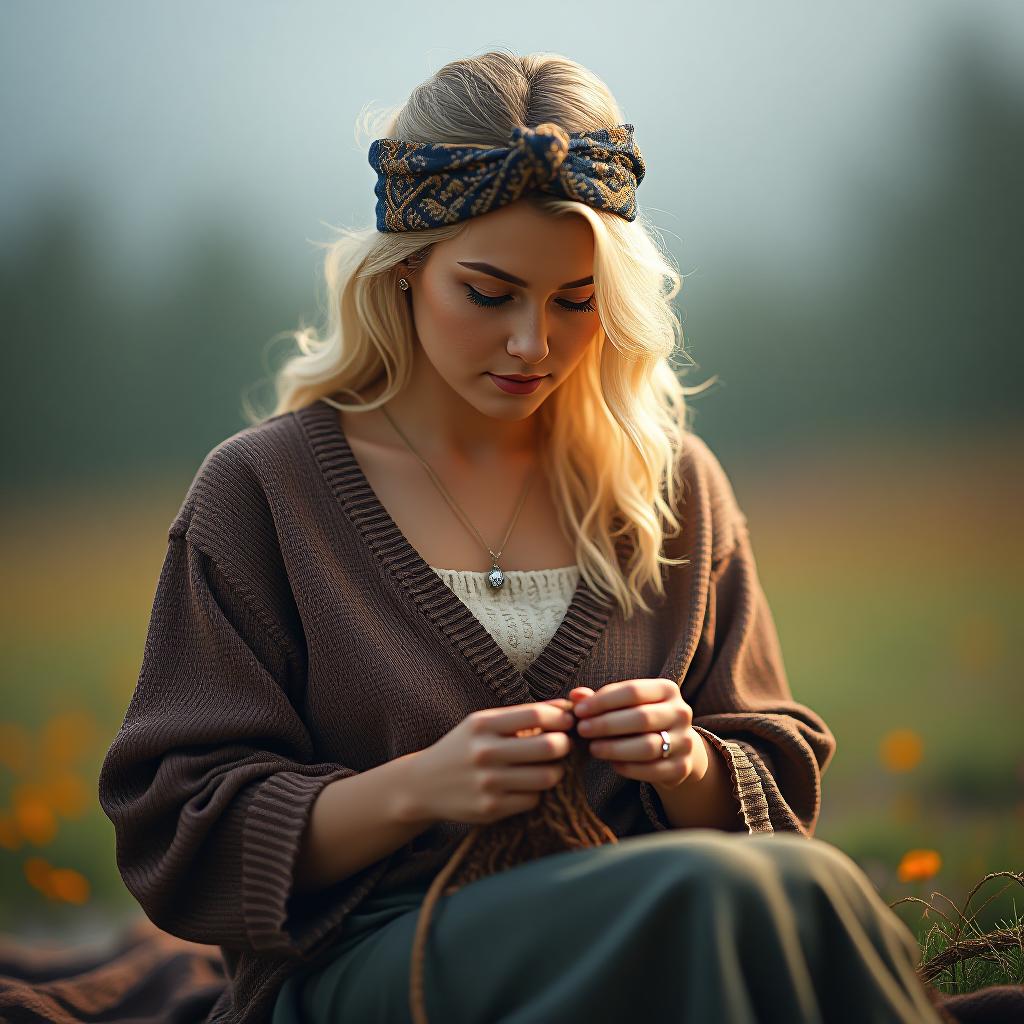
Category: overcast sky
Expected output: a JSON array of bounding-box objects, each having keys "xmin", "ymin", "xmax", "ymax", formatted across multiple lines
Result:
[{"xmin": 2, "ymin": 0, "xmax": 1022, "ymax": 293}]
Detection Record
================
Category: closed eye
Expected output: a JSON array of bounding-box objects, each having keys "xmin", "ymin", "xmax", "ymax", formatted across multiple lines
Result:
[{"xmin": 464, "ymin": 284, "xmax": 595, "ymax": 313}]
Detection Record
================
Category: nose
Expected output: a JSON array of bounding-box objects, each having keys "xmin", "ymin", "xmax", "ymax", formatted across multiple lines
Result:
[{"xmin": 506, "ymin": 306, "xmax": 551, "ymax": 364}]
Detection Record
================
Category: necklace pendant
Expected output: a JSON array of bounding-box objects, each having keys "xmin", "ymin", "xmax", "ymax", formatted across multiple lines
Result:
[{"xmin": 487, "ymin": 561, "xmax": 505, "ymax": 589}]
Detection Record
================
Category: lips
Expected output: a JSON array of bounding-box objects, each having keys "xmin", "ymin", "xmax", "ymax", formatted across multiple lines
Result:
[
  {"xmin": 493, "ymin": 374, "xmax": 546, "ymax": 381},
  {"xmin": 487, "ymin": 373, "xmax": 547, "ymax": 395}
]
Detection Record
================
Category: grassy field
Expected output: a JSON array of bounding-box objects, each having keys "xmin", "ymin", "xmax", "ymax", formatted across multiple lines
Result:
[
  {"xmin": 1, "ymin": 430, "xmax": 1021, "ymax": 985},
  {"xmin": 735, "ymin": 427, "xmax": 1024, "ymax": 958}
]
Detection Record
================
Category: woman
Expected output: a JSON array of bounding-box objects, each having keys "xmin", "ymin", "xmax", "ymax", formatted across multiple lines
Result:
[{"xmin": 98, "ymin": 50, "xmax": 952, "ymax": 1023}]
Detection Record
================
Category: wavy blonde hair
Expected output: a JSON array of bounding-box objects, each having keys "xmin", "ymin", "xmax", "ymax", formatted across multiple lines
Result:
[{"xmin": 247, "ymin": 49, "xmax": 713, "ymax": 620}]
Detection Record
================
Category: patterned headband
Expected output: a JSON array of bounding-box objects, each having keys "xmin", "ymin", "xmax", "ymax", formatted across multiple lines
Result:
[{"xmin": 368, "ymin": 122, "xmax": 646, "ymax": 232}]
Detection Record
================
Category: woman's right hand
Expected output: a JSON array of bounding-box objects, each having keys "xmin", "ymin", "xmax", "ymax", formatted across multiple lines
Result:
[{"xmin": 408, "ymin": 699, "xmax": 578, "ymax": 826}]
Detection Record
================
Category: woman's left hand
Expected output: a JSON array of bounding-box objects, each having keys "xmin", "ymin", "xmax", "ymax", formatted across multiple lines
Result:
[{"xmin": 569, "ymin": 679, "xmax": 703, "ymax": 788}]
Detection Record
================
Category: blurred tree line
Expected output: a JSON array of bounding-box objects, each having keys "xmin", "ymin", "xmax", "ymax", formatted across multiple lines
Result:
[
  {"xmin": 690, "ymin": 33, "xmax": 1022, "ymax": 453},
  {"xmin": 1, "ymin": 35, "xmax": 1020, "ymax": 491}
]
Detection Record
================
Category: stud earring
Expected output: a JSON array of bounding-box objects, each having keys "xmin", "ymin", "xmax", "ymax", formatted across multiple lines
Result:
[{"xmin": 398, "ymin": 277, "xmax": 410, "ymax": 291}]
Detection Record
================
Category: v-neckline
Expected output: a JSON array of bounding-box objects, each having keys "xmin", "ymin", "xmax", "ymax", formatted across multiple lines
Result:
[{"xmin": 296, "ymin": 398, "xmax": 620, "ymax": 706}]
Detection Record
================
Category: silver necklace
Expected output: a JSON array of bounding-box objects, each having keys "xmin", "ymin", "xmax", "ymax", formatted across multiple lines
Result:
[{"xmin": 380, "ymin": 406, "xmax": 533, "ymax": 589}]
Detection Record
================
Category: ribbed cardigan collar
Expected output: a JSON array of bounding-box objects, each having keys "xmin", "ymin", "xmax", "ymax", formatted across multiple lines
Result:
[{"xmin": 295, "ymin": 398, "xmax": 622, "ymax": 707}]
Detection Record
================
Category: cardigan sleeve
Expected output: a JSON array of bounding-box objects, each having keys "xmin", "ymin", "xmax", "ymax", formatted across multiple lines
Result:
[
  {"xmin": 641, "ymin": 517, "xmax": 837, "ymax": 837},
  {"xmin": 97, "ymin": 531, "xmax": 400, "ymax": 961}
]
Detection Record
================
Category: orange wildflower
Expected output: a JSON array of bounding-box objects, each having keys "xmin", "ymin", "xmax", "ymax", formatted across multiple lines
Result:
[
  {"xmin": 879, "ymin": 729, "xmax": 923, "ymax": 773},
  {"xmin": 48, "ymin": 867, "xmax": 91, "ymax": 905},
  {"xmin": 897, "ymin": 848, "xmax": 941, "ymax": 883}
]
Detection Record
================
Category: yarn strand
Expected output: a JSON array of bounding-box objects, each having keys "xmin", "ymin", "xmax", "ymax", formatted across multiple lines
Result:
[{"xmin": 408, "ymin": 729, "xmax": 619, "ymax": 1024}]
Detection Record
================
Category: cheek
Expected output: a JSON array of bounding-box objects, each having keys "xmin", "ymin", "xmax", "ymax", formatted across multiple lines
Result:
[
  {"xmin": 565, "ymin": 322, "xmax": 600, "ymax": 361},
  {"xmin": 414, "ymin": 288, "xmax": 488, "ymax": 358}
]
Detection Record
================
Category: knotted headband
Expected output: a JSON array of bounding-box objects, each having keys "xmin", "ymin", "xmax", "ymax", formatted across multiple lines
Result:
[{"xmin": 368, "ymin": 122, "xmax": 646, "ymax": 232}]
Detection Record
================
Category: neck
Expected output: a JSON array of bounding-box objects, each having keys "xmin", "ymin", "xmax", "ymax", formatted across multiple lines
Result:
[{"xmin": 355, "ymin": 377, "xmax": 543, "ymax": 465}]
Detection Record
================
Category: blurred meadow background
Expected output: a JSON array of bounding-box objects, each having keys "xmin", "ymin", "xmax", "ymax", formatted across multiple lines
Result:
[{"xmin": 1, "ymin": 0, "xmax": 1021, "ymax": 986}]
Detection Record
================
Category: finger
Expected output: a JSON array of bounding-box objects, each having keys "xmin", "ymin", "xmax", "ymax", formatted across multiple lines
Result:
[
  {"xmin": 605, "ymin": 758, "xmax": 683, "ymax": 783},
  {"xmin": 547, "ymin": 697, "xmax": 575, "ymax": 713},
  {"xmin": 493, "ymin": 730, "xmax": 574, "ymax": 764},
  {"xmin": 512, "ymin": 699, "xmax": 575, "ymax": 737},
  {"xmin": 573, "ymin": 678, "xmax": 668, "ymax": 718},
  {"xmin": 589, "ymin": 728, "xmax": 689, "ymax": 763},
  {"xmin": 483, "ymin": 701, "xmax": 575, "ymax": 737},
  {"xmin": 576, "ymin": 702, "xmax": 676, "ymax": 739}
]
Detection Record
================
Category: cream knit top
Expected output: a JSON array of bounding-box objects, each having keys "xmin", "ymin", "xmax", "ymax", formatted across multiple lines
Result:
[{"xmin": 429, "ymin": 564, "xmax": 581, "ymax": 674}]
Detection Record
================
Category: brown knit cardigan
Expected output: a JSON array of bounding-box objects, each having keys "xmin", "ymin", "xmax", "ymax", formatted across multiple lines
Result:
[{"xmin": 95, "ymin": 398, "xmax": 836, "ymax": 1024}]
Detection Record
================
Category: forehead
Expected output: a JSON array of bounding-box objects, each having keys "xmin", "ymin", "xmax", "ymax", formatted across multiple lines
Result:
[{"xmin": 451, "ymin": 200, "xmax": 594, "ymax": 265}]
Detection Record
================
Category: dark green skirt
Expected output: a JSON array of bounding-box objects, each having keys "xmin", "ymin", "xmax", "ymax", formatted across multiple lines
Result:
[{"xmin": 271, "ymin": 829, "xmax": 944, "ymax": 1023}]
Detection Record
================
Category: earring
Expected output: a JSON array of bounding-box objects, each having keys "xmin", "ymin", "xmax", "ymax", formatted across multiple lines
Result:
[{"xmin": 398, "ymin": 277, "xmax": 410, "ymax": 291}]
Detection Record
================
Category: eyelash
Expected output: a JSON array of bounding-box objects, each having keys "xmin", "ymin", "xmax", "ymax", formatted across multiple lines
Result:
[{"xmin": 464, "ymin": 284, "xmax": 595, "ymax": 313}]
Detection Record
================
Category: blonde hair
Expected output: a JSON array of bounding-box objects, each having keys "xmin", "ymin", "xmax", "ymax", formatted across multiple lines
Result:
[{"xmin": 247, "ymin": 49, "xmax": 713, "ymax": 621}]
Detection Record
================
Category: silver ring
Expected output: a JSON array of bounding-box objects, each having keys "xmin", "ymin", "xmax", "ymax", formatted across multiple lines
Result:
[{"xmin": 659, "ymin": 729, "xmax": 671, "ymax": 759}]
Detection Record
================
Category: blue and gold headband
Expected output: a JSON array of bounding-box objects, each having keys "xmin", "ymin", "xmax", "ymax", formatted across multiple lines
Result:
[{"xmin": 368, "ymin": 122, "xmax": 646, "ymax": 232}]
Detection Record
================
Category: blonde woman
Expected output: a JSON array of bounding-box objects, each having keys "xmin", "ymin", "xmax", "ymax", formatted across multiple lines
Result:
[{"xmin": 99, "ymin": 50, "xmax": 953, "ymax": 1024}]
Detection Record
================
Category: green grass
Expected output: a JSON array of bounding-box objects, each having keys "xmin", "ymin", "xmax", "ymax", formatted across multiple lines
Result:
[{"xmin": 893, "ymin": 871, "xmax": 1024, "ymax": 995}]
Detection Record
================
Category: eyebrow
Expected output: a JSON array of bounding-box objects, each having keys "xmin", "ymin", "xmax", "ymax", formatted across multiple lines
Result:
[{"xmin": 456, "ymin": 260, "xmax": 594, "ymax": 290}]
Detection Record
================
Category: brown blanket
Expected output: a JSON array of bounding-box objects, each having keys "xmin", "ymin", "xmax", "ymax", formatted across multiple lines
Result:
[
  {"xmin": 0, "ymin": 916, "xmax": 224, "ymax": 1024},
  {"xmin": 0, "ymin": 914, "xmax": 1021, "ymax": 1023}
]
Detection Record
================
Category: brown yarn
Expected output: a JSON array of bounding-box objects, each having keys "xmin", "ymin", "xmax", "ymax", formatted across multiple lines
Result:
[{"xmin": 408, "ymin": 719, "xmax": 619, "ymax": 1024}]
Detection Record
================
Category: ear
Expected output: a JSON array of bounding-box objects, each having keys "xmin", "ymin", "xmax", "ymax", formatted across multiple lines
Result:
[{"xmin": 404, "ymin": 248, "xmax": 431, "ymax": 275}]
